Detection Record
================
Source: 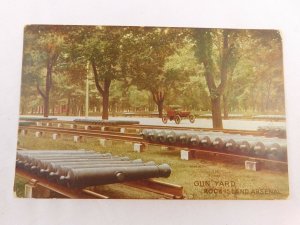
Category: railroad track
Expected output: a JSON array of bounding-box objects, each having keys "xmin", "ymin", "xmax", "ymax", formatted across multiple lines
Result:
[{"xmin": 19, "ymin": 125, "xmax": 288, "ymax": 166}]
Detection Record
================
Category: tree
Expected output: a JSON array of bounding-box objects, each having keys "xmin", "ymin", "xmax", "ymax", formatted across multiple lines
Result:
[
  {"xmin": 193, "ymin": 29, "xmax": 239, "ymax": 128},
  {"xmin": 121, "ymin": 27, "xmax": 187, "ymax": 117},
  {"xmin": 68, "ymin": 26, "xmax": 127, "ymax": 119},
  {"xmin": 22, "ymin": 25, "xmax": 66, "ymax": 117},
  {"xmin": 224, "ymin": 30, "xmax": 284, "ymax": 114}
]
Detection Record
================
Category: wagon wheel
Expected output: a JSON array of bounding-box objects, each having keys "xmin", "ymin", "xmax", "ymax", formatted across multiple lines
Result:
[
  {"xmin": 175, "ymin": 115, "xmax": 181, "ymax": 124},
  {"xmin": 189, "ymin": 114, "xmax": 196, "ymax": 123},
  {"xmin": 162, "ymin": 116, "xmax": 168, "ymax": 124}
]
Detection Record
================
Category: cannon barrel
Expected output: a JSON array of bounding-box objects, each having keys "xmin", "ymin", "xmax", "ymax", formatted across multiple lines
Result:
[
  {"xmin": 141, "ymin": 129, "xmax": 150, "ymax": 140},
  {"xmin": 29, "ymin": 157, "xmax": 131, "ymax": 175},
  {"xmin": 258, "ymin": 126, "xmax": 286, "ymax": 138},
  {"xmin": 189, "ymin": 131, "xmax": 223, "ymax": 146},
  {"xmin": 266, "ymin": 142, "xmax": 287, "ymax": 160},
  {"xmin": 19, "ymin": 156, "xmax": 128, "ymax": 172},
  {"xmin": 189, "ymin": 134, "xmax": 203, "ymax": 146},
  {"xmin": 156, "ymin": 130, "xmax": 168, "ymax": 143},
  {"xmin": 166, "ymin": 130, "xmax": 177, "ymax": 144},
  {"xmin": 253, "ymin": 139, "xmax": 287, "ymax": 159},
  {"xmin": 17, "ymin": 150, "xmax": 106, "ymax": 162},
  {"xmin": 48, "ymin": 160, "xmax": 156, "ymax": 180},
  {"xmin": 36, "ymin": 157, "xmax": 136, "ymax": 176},
  {"xmin": 211, "ymin": 135, "xmax": 242, "ymax": 151},
  {"xmin": 59, "ymin": 163, "xmax": 171, "ymax": 188},
  {"xmin": 147, "ymin": 129, "xmax": 159, "ymax": 142},
  {"xmin": 175, "ymin": 131, "xmax": 196, "ymax": 145},
  {"xmin": 17, "ymin": 153, "xmax": 115, "ymax": 170},
  {"xmin": 218, "ymin": 134, "xmax": 242, "ymax": 152}
]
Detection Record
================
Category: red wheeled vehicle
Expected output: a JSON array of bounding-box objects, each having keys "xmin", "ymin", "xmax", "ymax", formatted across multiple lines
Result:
[{"xmin": 162, "ymin": 105, "xmax": 196, "ymax": 124}]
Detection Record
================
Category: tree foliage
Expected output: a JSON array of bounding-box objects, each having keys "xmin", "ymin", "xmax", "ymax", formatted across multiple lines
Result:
[{"xmin": 20, "ymin": 26, "xmax": 285, "ymax": 127}]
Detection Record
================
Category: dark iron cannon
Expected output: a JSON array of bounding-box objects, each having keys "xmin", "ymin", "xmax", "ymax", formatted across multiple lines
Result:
[
  {"xmin": 48, "ymin": 160, "xmax": 156, "ymax": 180},
  {"xmin": 59, "ymin": 163, "xmax": 171, "ymax": 188}
]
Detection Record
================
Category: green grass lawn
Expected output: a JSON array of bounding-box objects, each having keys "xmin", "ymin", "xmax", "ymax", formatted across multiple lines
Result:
[{"xmin": 15, "ymin": 132, "xmax": 289, "ymax": 199}]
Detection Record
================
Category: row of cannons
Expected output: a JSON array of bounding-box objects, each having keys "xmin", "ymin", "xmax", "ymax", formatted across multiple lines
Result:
[
  {"xmin": 141, "ymin": 129, "xmax": 287, "ymax": 161},
  {"xmin": 16, "ymin": 150, "xmax": 171, "ymax": 188},
  {"xmin": 257, "ymin": 126, "xmax": 286, "ymax": 138}
]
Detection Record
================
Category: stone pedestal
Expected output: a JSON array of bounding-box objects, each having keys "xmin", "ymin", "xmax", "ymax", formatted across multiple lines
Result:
[
  {"xmin": 73, "ymin": 135, "xmax": 82, "ymax": 142},
  {"xmin": 180, "ymin": 149, "xmax": 192, "ymax": 160},
  {"xmin": 25, "ymin": 179, "xmax": 51, "ymax": 198},
  {"xmin": 70, "ymin": 124, "xmax": 77, "ymax": 129},
  {"xmin": 84, "ymin": 125, "xmax": 91, "ymax": 130},
  {"xmin": 99, "ymin": 138, "xmax": 113, "ymax": 147},
  {"xmin": 35, "ymin": 131, "xmax": 43, "ymax": 138},
  {"xmin": 52, "ymin": 133, "xmax": 61, "ymax": 140},
  {"xmin": 21, "ymin": 129, "xmax": 28, "ymax": 136},
  {"xmin": 133, "ymin": 143, "xmax": 145, "ymax": 153},
  {"xmin": 245, "ymin": 161, "xmax": 260, "ymax": 171}
]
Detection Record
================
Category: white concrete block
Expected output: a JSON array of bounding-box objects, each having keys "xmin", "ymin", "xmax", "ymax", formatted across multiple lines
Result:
[
  {"xmin": 25, "ymin": 180, "xmax": 51, "ymax": 198},
  {"xmin": 99, "ymin": 138, "xmax": 113, "ymax": 147},
  {"xmin": 73, "ymin": 135, "xmax": 82, "ymax": 142},
  {"xmin": 120, "ymin": 127, "xmax": 126, "ymax": 133},
  {"xmin": 52, "ymin": 133, "xmax": 60, "ymax": 140},
  {"xmin": 57, "ymin": 123, "xmax": 63, "ymax": 128},
  {"xmin": 70, "ymin": 124, "xmax": 77, "ymax": 129},
  {"xmin": 35, "ymin": 131, "xmax": 43, "ymax": 137},
  {"xmin": 133, "ymin": 143, "xmax": 144, "ymax": 153},
  {"xmin": 84, "ymin": 125, "xmax": 91, "ymax": 130},
  {"xmin": 36, "ymin": 122, "xmax": 42, "ymax": 126},
  {"xmin": 21, "ymin": 130, "xmax": 28, "ymax": 136},
  {"xmin": 100, "ymin": 126, "xmax": 106, "ymax": 132},
  {"xmin": 245, "ymin": 161, "xmax": 259, "ymax": 171},
  {"xmin": 180, "ymin": 150, "xmax": 190, "ymax": 160},
  {"xmin": 24, "ymin": 183, "xmax": 34, "ymax": 198}
]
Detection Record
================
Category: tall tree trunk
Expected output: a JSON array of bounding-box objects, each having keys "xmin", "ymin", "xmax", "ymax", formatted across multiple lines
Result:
[
  {"xmin": 44, "ymin": 96, "xmax": 49, "ymax": 117},
  {"xmin": 52, "ymin": 104, "xmax": 55, "ymax": 116},
  {"xmin": 102, "ymin": 90, "xmax": 109, "ymax": 120},
  {"xmin": 265, "ymin": 78, "xmax": 272, "ymax": 112},
  {"xmin": 91, "ymin": 60, "xmax": 111, "ymax": 120},
  {"xmin": 223, "ymin": 94, "xmax": 229, "ymax": 119},
  {"xmin": 66, "ymin": 95, "xmax": 70, "ymax": 116},
  {"xmin": 157, "ymin": 100, "xmax": 164, "ymax": 118},
  {"xmin": 152, "ymin": 90, "xmax": 165, "ymax": 118},
  {"xmin": 37, "ymin": 60, "xmax": 53, "ymax": 118},
  {"xmin": 211, "ymin": 97, "xmax": 223, "ymax": 128}
]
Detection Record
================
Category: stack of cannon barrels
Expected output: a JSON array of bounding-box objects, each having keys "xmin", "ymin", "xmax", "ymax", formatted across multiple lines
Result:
[
  {"xmin": 141, "ymin": 129, "xmax": 287, "ymax": 161},
  {"xmin": 73, "ymin": 119, "xmax": 140, "ymax": 125},
  {"xmin": 16, "ymin": 150, "xmax": 171, "ymax": 188},
  {"xmin": 257, "ymin": 126, "xmax": 286, "ymax": 138}
]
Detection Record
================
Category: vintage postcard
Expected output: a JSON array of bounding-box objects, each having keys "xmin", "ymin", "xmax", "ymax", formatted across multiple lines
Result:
[{"xmin": 14, "ymin": 25, "xmax": 288, "ymax": 199}]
